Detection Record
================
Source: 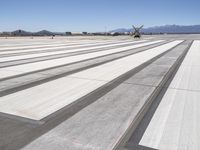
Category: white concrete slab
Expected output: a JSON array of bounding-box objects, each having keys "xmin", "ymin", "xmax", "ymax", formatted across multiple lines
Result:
[
  {"xmin": 0, "ymin": 40, "xmax": 130, "ymax": 54},
  {"xmin": 140, "ymin": 89, "xmax": 200, "ymax": 150},
  {"xmin": 22, "ymin": 84, "xmax": 156, "ymax": 150},
  {"xmin": 0, "ymin": 40, "xmax": 114, "ymax": 51},
  {"xmin": 0, "ymin": 40, "xmax": 182, "ymax": 120},
  {"xmin": 0, "ymin": 77, "xmax": 106, "ymax": 120},
  {"xmin": 0, "ymin": 40, "xmax": 163, "ymax": 79},
  {"xmin": 0, "ymin": 40, "xmax": 147, "ymax": 62},
  {"xmin": 69, "ymin": 41, "xmax": 182, "ymax": 81},
  {"xmin": 0, "ymin": 42, "xmax": 63, "ymax": 48},
  {"xmin": 169, "ymin": 41, "xmax": 200, "ymax": 91},
  {"xmin": 20, "ymin": 40, "xmax": 188, "ymax": 150},
  {"xmin": 169, "ymin": 66, "xmax": 200, "ymax": 91},
  {"xmin": 140, "ymin": 40, "xmax": 200, "ymax": 150},
  {"xmin": 0, "ymin": 40, "xmax": 78, "ymax": 47},
  {"xmin": 0, "ymin": 42, "xmax": 85, "ymax": 51},
  {"xmin": 0, "ymin": 39, "xmax": 105, "ymax": 47}
]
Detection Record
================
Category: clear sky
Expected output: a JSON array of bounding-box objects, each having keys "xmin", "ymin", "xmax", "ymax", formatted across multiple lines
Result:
[{"xmin": 0, "ymin": 0, "xmax": 200, "ymax": 32}]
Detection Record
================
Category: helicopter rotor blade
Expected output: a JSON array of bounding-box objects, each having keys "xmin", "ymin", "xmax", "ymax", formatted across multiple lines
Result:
[
  {"xmin": 132, "ymin": 25, "xmax": 137, "ymax": 31},
  {"xmin": 138, "ymin": 25, "xmax": 144, "ymax": 30}
]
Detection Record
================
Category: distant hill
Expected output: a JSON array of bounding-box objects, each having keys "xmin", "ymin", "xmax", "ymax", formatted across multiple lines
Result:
[
  {"xmin": 0, "ymin": 30, "xmax": 89, "ymax": 36},
  {"xmin": 1, "ymin": 25, "xmax": 200, "ymax": 36},
  {"xmin": 110, "ymin": 28, "xmax": 130, "ymax": 33},
  {"xmin": 34, "ymin": 30, "xmax": 54, "ymax": 36},
  {"xmin": 110, "ymin": 25, "xmax": 200, "ymax": 34},
  {"xmin": 11, "ymin": 30, "xmax": 32, "ymax": 36},
  {"xmin": 1, "ymin": 29, "xmax": 65, "ymax": 36}
]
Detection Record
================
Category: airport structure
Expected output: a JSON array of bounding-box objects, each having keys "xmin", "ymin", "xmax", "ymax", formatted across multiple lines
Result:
[{"xmin": 0, "ymin": 35, "xmax": 200, "ymax": 150}]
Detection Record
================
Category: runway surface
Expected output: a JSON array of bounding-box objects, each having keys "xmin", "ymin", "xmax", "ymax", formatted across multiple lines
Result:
[
  {"xmin": 139, "ymin": 41, "xmax": 200, "ymax": 150},
  {"xmin": 0, "ymin": 36, "xmax": 199, "ymax": 150}
]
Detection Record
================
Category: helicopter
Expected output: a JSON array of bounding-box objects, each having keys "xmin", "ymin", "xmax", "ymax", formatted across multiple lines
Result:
[{"xmin": 132, "ymin": 25, "xmax": 143, "ymax": 38}]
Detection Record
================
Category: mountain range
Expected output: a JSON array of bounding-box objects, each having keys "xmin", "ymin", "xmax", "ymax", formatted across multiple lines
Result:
[
  {"xmin": 110, "ymin": 25, "xmax": 200, "ymax": 34},
  {"xmin": 1, "ymin": 25, "xmax": 200, "ymax": 36},
  {"xmin": 1, "ymin": 30, "xmax": 66, "ymax": 36}
]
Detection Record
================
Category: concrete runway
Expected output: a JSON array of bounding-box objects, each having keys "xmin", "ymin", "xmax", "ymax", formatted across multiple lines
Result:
[
  {"xmin": 0, "ymin": 35, "xmax": 199, "ymax": 150},
  {"xmin": 139, "ymin": 41, "xmax": 200, "ymax": 150}
]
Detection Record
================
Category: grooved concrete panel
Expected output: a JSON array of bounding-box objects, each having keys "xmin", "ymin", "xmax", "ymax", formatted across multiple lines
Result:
[
  {"xmin": 0, "ymin": 41, "xmax": 181, "ymax": 120},
  {"xmin": 0, "ymin": 40, "xmax": 146, "ymax": 62},
  {"xmin": 22, "ymin": 84, "xmax": 155, "ymax": 150},
  {"xmin": 140, "ymin": 41, "xmax": 200, "ymax": 150},
  {"xmin": 21, "ymin": 41, "xmax": 187, "ymax": 150},
  {"xmin": 0, "ymin": 40, "xmax": 162, "ymax": 79},
  {"xmin": 0, "ymin": 40, "xmax": 120, "ymax": 53},
  {"xmin": 0, "ymin": 37, "xmax": 194, "ymax": 150}
]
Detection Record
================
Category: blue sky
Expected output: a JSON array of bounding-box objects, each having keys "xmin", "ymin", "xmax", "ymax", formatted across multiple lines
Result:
[{"xmin": 0, "ymin": 0, "xmax": 200, "ymax": 32}]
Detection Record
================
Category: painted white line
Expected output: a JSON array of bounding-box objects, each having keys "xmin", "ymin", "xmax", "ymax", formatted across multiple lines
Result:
[
  {"xmin": 140, "ymin": 41, "xmax": 200, "ymax": 150},
  {"xmin": 0, "ymin": 40, "xmax": 163, "ymax": 79},
  {"xmin": 0, "ymin": 40, "xmax": 147, "ymax": 62},
  {"xmin": 0, "ymin": 41, "xmax": 182, "ymax": 120}
]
